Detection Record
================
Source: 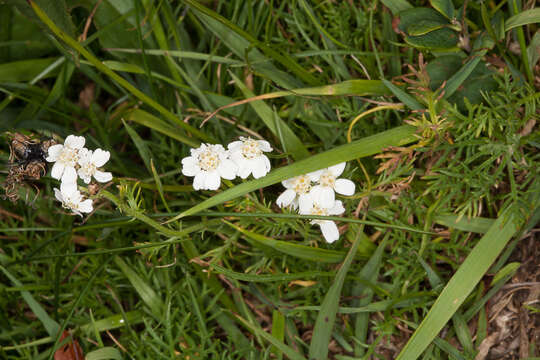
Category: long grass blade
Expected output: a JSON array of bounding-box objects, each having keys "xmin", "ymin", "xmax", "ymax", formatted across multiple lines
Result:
[
  {"xmin": 308, "ymin": 224, "xmax": 364, "ymax": 359},
  {"xmin": 396, "ymin": 207, "xmax": 524, "ymax": 359}
]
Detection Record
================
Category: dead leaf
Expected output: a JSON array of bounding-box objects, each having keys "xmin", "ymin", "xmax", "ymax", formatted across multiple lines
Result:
[{"xmin": 54, "ymin": 331, "xmax": 84, "ymax": 360}]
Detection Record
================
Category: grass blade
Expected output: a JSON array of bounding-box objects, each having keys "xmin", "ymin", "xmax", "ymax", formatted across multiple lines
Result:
[
  {"xmin": 505, "ymin": 8, "xmax": 540, "ymax": 31},
  {"xmin": 396, "ymin": 207, "xmax": 524, "ymax": 359},
  {"xmin": 225, "ymin": 221, "xmax": 355, "ymax": 263},
  {"xmin": 352, "ymin": 233, "xmax": 389, "ymax": 356},
  {"xmin": 122, "ymin": 119, "xmax": 152, "ymax": 173},
  {"xmin": 85, "ymin": 347, "xmax": 123, "ymax": 360},
  {"xmin": 442, "ymin": 55, "xmax": 483, "ymax": 100},
  {"xmin": 308, "ymin": 224, "xmax": 364, "ymax": 359},
  {"xmin": 123, "ymin": 108, "xmax": 199, "ymax": 148},
  {"xmin": 382, "ymin": 79, "xmax": 424, "ymax": 110},
  {"xmin": 229, "ymin": 72, "xmax": 310, "ymax": 160},
  {"xmin": 0, "ymin": 266, "xmax": 61, "ymax": 338},
  {"xmin": 114, "ymin": 257, "xmax": 164, "ymax": 319},
  {"xmin": 0, "ymin": 58, "xmax": 59, "ymax": 82},
  {"xmin": 434, "ymin": 214, "xmax": 494, "ymax": 233},
  {"xmin": 235, "ymin": 315, "xmax": 306, "ymax": 360}
]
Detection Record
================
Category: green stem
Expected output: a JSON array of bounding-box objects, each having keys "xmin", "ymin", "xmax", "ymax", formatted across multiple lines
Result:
[{"xmin": 511, "ymin": 0, "xmax": 534, "ymax": 85}]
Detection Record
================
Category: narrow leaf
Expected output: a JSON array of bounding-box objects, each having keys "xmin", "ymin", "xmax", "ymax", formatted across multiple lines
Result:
[
  {"xmin": 230, "ymin": 72, "xmax": 310, "ymax": 160},
  {"xmin": 308, "ymin": 227, "xmax": 364, "ymax": 359},
  {"xmin": 396, "ymin": 208, "xmax": 523, "ymax": 359},
  {"xmin": 85, "ymin": 347, "xmax": 123, "ymax": 360},
  {"xmin": 225, "ymin": 221, "xmax": 351, "ymax": 263},
  {"xmin": 123, "ymin": 108, "xmax": 199, "ymax": 148},
  {"xmin": 434, "ymin": 214, "xmax": 493, "ymax": 233},
  {"xmin": 122, "ymin": 119, "xmax": 152, "ymax": 173},
  {"xmin": 114, "ymin": 257, "xmax": 164, "ymax": 319},
  {"xmin": 382, "ymin": 79, "xmax": 424, "ymax": 110},
  {"xmin": 0, "ymin": 265, "xmax": 60, "ymax": 337},
  {"xmin": 235, "ymin": 315, "xmax": 306, "ymax": 360},
  {"xmin": 505, "ymin": 8, "xmax": 540, "ymax": 31},
  {"xmin": 442, "ymin": 55, "xmax": 483, "ymax": 99}
]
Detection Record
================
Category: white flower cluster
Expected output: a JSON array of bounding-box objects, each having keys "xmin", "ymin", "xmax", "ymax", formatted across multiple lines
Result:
[
  {"xmin": 181, "ymin": 137, "xmax": 272, "ymax": 190},
  {"xmin": 181, "ymin": 139, "xmax": 355, "ymax": 244},
  {"xmin": 46, "ymin": 135, "xmax": 112, "ymax": 216},
  {"xmin": 277, "ymin": 163, "xmax": 355, "ymax": 243}
]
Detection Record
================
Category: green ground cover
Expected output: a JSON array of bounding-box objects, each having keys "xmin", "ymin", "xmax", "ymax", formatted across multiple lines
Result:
[{"xmin": 0, "ymin": 0, "xmax": 539, "ymax": 359}]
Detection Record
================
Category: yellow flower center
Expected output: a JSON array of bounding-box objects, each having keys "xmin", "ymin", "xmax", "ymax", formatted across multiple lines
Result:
[
  {"xmin": 319, "ymin": 170, "xmax": 336, "ymax": 188},
  {"xmin": 311, "ymin": 204, "xmax": 328, "ymax": 216},
  {"xmin": 292, "ymin": 175, "xmax": 311, "ymax": 194},
  {"xmin": 58, "ymin": 147, "xmax": 79, "ymax": 167},
  {"xmin": 241, "ymin": 139, "xmax": 262, "ymax": 159},
  {"xmin": 198, "ymin": 150, "xmax": 219, "ymax": 171},
  {"xmin": 80, "ymin": 161, "xmax": 96, "ymax": 176}
]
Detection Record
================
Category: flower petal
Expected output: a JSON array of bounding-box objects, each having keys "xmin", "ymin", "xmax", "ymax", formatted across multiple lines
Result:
[
  {"xmin": 252, "ymin": 157, "xmax": 269, "ymax": 179},
  {"xmin": 312, "ymin": 185, "xmax": 335, "ymax": 208},
  {"xmin": 276, "ymin": 189, "xmax": 296, "ymax": 208},
  {"xmin": 236, "ymin": 159, "xmax": 252, "ymax": 179},
  {"xmin": 282, "ymin": 178, "xmax": 294, "ymax": 189},
  {"xmin": 51, "ymin": 162, "xmax": 65, "ymax": 180},
  {"xmin": 64, "ymin": 135, "xmax": 85, "ymax": 149},
  {"xmin": 181, "ymin": 156, "xmax": 199, "ymax": 177},
  {"xmin": 61, "ymin": 166, "xmax": 78, "ymax": 184},
  {"xmin": 54, "ymin": 188, "xmax": 64, "ymax": 202},
  {"xmin": 307, "ymin": 170, "xmax": 323, "ymax": 182},
  {"xmin": 328, "ymin": 162, "xmax": 346, "ymax": 177},
  {"xmin": 78, "ymin": 199, "xmax": 93, "ymax": 214},
  {"xmin": 334, "ymin": 179, "xmax": 355, "ymax": 196},
  {"xmin": 46, "ymin": 144, "xmax": 63, "ymax": 162},
  {"xmin": 257, "ymin": 140, "xmax": 272, "ymax": 152},
  {"xmin": 329, "ymin": 200, "xmax": 345, "ymax": 215},
  {"xmin": 60, "ymin": 181, "xmax": 78, "ymax": 196},
  {"xmin": 204, "ymin": 171, "xmax": 221, "ymax": 190},
  {"xmin": 319, "ymin": 221, "xmax": 340, "ymax": 243},
  {"xmin": 218, "ymin": 160, "xmax": 238, "ymax": 180},
  {"xmin": 193, "ymin": 172, "xmax": 206, "ymax": 191},
  {"xmin": 91, "ymin": 149, "xmax": 110, "ymax": 167},
  {"xmin": 94, "ymin": 170, "xmax": 113, "ymax": 183},
  {"xmin": 298, "ymin": 193, "xmax": 314, "ymax": 213},
  {"xmin": 78, "ymin": 169, "xmax": 91, "ymax": 184},
  {"xmin": 227, "ymin": 141, "xmax": 243, "ymax": 151}
]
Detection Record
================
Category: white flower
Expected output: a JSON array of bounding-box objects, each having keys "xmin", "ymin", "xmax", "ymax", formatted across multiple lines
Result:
[
  {"xmin": 54, "ymin": 182, "xmax": 93, "ymax": 217},
  {"xmin": 46, "ymin": 135, "xmax": 86, "ymax": 184},
  {"xmin": 228, "ymin": 137, "xmax": 272, "ymax": 179},
  {"xmin": 276, "ymin": 172, "xmax": 320, "ymax": 213},
  {"xmin": 309, "ymin": 163, "xmax": 355, "ymax": 208},
  {"xmin": 181, "ymin": 143, "xmax": 238, "ymax": 190},
  {"xmin": 301, "ymin": 200, "xmax": 345, "ymax": 243},
  {"xmin": 77, "ymin": 148, "xmax": 113, "ymax": 184}
]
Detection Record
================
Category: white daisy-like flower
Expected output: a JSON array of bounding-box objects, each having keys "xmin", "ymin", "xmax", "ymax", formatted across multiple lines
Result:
[
  {"xmin": 46, "ymin": 135, "xmax": 86, "ymax": 184},
  {"xmin": 228, "ymin": 137, "xmax": 272, "ymax": 179},
  {"xmin": 301, "ymin": 200, "xmax": 345, "ymax": 243},
  {"xmin": 310, "ymin": 162, "xmax": 355, "ymax": 209},
  {"xmin": 276, "ymin": 172, "xmax": 321, "ymax": 213},
  {"xmin": 181, "ymin": 143, "xmax": 238, "ymax": 191},
  {"xmin": 54, "ymin": 182, "xmax": 93, "ymax": 217},
  {"xmin": 77, "ymin": 148, "xmax": 113, "ymax": 184}
]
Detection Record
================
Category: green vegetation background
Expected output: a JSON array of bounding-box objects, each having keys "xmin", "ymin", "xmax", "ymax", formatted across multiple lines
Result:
[{"xmin": 0, "ymin": 0, "xmax": 538, "ymax": 359}]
